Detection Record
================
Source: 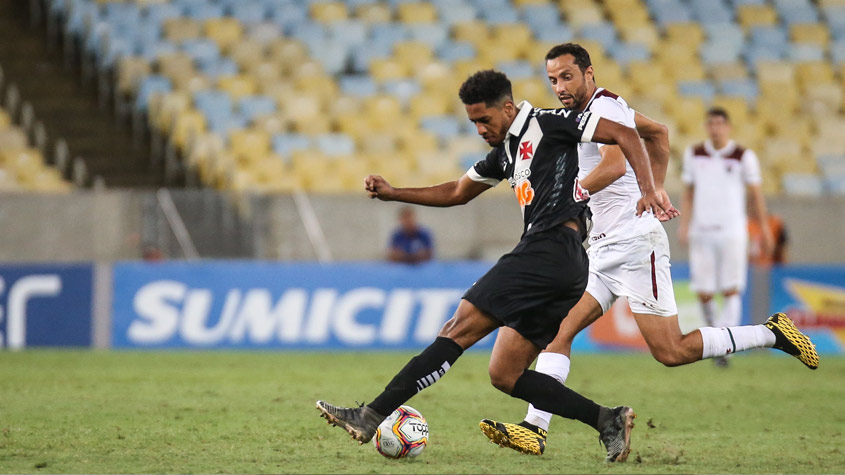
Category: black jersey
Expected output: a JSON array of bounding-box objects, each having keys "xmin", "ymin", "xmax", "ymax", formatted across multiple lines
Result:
[{"xmin": 467, "ymin": 100, "xmax": 601, "ymax": 237}]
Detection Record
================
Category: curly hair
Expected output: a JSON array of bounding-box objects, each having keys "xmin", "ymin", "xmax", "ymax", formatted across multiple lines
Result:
[
  {"xmin": 458, "ymin": 70, "xmax": 513, "ymax": 106},
  {"xmin": 545, "ymin": 43, "xmax": 592, "ymax": 73}
]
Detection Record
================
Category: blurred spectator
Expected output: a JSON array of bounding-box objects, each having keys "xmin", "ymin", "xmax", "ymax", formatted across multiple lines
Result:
[
  {"xmin": 749, "ymin": 214, "xmax": 788, "ymax": 266},
  {"xmin": 388, "ymin": 206, "xmax": 433, "ymax": 264}
]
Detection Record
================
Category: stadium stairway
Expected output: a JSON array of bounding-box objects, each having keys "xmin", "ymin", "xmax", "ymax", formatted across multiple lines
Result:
[{"xmin": 0, "ymin": 0, "xmax": 163, "ymax": 188}]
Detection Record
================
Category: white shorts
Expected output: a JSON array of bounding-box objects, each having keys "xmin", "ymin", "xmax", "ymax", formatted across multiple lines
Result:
[
  {"xmin": 586, "ymin": 226, "xmax": 678, "ymax": 317},
  {"xmin": 689, "ymin": 230, "xmax": 748, "ymax": 294}
]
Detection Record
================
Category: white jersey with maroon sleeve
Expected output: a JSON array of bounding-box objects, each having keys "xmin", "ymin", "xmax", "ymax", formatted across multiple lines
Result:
[
  {"xmin": 578, "ymin": 88, "xmax": 661, "ymax": 247},
  {"xmin": 681, "ymin": 140, "xmax": 762, "ymax": 235}
]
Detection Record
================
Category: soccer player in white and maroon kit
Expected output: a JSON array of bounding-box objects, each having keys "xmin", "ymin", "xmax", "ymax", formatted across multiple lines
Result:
[
  {"xmin": 678, "ymin": 107, "xmax": 773, "ymax": 365},
  {"xmin": 479, "ymin": 43, "xmax": 818, "ymax": 457}
]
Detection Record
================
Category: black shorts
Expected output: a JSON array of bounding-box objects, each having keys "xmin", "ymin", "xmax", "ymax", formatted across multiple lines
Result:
[{"xmin": 462, "ymin": 225, "xmax": 589, "ymax": 349}]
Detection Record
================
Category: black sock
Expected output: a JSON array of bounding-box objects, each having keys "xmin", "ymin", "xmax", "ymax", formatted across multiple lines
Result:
[
  {"xmin": 511, "ymin": 369, "xmax": 603, "ymax": 430},
  {"xmin": 368, "ymin": 336, "xmax": 464, "ymax": 416}
]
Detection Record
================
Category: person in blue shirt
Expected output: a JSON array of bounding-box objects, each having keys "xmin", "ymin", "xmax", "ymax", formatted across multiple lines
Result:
[{"xmin": 387, "ymin": 206, "xmax": 433, "ymax": 264}]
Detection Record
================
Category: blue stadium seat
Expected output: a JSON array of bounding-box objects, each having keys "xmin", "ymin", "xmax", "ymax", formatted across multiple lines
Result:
[
  {"xmin": 729, "ymin": 0, "xmax": 766, "ymax": 6},
  {"xmin": 779, "ymin": 6, "xmax": 819, "ymax": 25},
  {"xmin": 307, "ymin": 39, "xmax": 350, "ymax": 75},
  {"xmin": 370, "ymin": 23, "xmax": 409, "ymax": 48},
  {"xmin": 817, "ymin": 155, "xmax": 845, "ymax": 176},
  {"xmin": 407, "ymin": 24, "xmax": 450, "ymax": 50},
  {"xmin": 206, "ymin": 112, "xmax": 248, "ymax": 137},
  {"xmin": 199, "ymin": 58, "xmax": 240, "ymax": 78},
  {"xmin": 435, "ymin": 2, "xmax": 477, "ymax": 25},
  {"xmin": 339, "ymin": 75, "xmax": 379, "ymax": 97},
  {"xmin": 420, "ymin": 115, "xmax": 462, "ymax": 142},
  {"xmin": 227, "ymin": 2, "xmax": 268, "ymax": 24},
  {"xmin": 273, "ymin": 133, "xmax": 312, "ymax": 158},
  {"xmin": 704, "ymin": 23, "xmax": 744, "ymax": 45},
  {"xmin": 832, "ymin": 41, "xmax": 845, "ymax": 64},
  {"xmin": 678, "ymin": 80, "xmax": 716, "ymax": 102},
  {"xmin": 533, "ymin": 25, "xmax": 574, "ymax": 45},
  {"xmin": 239, "ymin": 95, "xmax": 277, "ymax": 122},
  {"xmin": 652, "ymin": 7, "xmax": 693, "ymax": 27},
  {"xmin": 316, "ymin": 133, "xmax": 356, "ymax": 156},
  {"xmin": 144, "ymin": 3, "xmax": 182, "ymax": 25},
  {"xmin": 290, "ymin": 22, "xmax": 328, "ymax": 46},
  {"xmin": 139, "ymin": 41, "xmax": 178, "ymax": 62},
  {"xmin": 330, "ymin": 20, "xmax": 369, "ymax": 48},
  {"xmin": 789, "ymin": 44, "xmax": 824, "ymax": 62},
  {"xmin": 194, "ymin": 90, "xmax": 233, "ymax": 118},
  {"xmin": 520, "ymin": 4, "xmax": 563, "ymax": 31},
  {"xmin": 496, "ymin": 60, "xmax": 535, "ymax": 80},
  {"xmin": 577, "ymin": 22, "xmax": 617, "ymax": 51},
  {"xmin": 269, "ymin": 3, "xmax": 308, "ymax": 32},
  {"xmin": 479, "ymin": 6, "xmax": 520, "ymax": 25},
  {"xmin": 382, "ymin": 79, "xmax": 422, "ymax": 105},
  {"xmin": 825, "ymin": 174, "xmax": 845, "ymax": 196},
  {"xmin": 436, "ymin": 41, "xmax": 476, "ymax": 63},
  {"xmin": 718, "ymin": 79, "xmax": 758, "ymax": 102},
  {"xmin": 65, "ymin": 0, "xmax": 97, "ymax": 35},
  {"xmin": 689, "ymin": 0, "xmax": 733, "ymax": 24},
  {"xmin": 782, "ymin": 173, "xmax": 824, "ymax": 197},
  {"xmin": 609, "ymin": 42, "xmax": 650, "ymax": 67},
  {"xmin": 700, "ymin": 42, "xmax": 742, "ymax": 64},
  {"xmin": 182, "ymin": 1, "xmax": 224, "ymax": 21},
  {"xmin": 750, "ymin": 26, "xmax": 789, "ymax": 48},
  {"xmin": 744, "ymin": 45, "xmax": 785, "ymax": 68},
  {"xmin": 134, "ymin": 75, "xmax": 171, "ymax": 112},
  {"xmin": 460, "ymin": 151, "xmax": 487, "ymax": 170},
  {"xmin": 350, "ymin": 42, "xmax": 392, "ymax": 73}
]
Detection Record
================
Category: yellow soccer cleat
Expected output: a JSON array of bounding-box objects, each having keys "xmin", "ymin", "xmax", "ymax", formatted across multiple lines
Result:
[
  {"xmin": 765, "ymin": 313, "xmax": 819, "ymax": 370},
  {"xmin": 479, "ymin": 419, "xmax": 547, "ymax": 455}
]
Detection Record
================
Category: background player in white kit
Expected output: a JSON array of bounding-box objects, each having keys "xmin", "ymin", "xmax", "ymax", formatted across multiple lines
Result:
[
  {"xmin": 678, "ymin": 107, "xmax": 773, "ymax": 367},
  {"xmin": 479, "ymin": 43, "xmax": 819, "ymax": 457}
]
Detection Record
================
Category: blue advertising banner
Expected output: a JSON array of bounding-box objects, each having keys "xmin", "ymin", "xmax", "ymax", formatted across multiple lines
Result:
[
  {"xmin": 112, "ymin": 261, "xmax": 500, "ymax": 349},
  {"xmin": 769, "ymin": 265, "xmax": 845, "ymax": 354},
  {"xmin": 0, "ymin": 264, "xmax": 93, "ymax": 349}
]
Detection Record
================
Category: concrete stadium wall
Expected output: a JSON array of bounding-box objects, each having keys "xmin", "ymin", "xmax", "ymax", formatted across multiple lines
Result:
[{"xmin": 0, "ymin": 191, "xmax": 842, "ymax": 263}]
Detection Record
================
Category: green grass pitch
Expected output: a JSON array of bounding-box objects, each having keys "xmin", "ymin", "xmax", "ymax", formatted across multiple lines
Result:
[{"xmin": 1, "ymin": 350, "xmax": 843, "ymax": 474}]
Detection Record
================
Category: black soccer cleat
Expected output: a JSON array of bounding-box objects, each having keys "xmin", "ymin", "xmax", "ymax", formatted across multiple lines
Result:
[
  {"xmin": 316, "ymin": 400, "xmax": 385, "ymax": 444},
  {"xmin": 764, "ymin": 312, "xmax": 819, "ymax": 370},
  {"xmin": 479, "ymin": 419, "xmax": 547, "ymax": 455},
  {"xmin": 598, "ymin": 406, "xmax": 636, "ymax": 462}
]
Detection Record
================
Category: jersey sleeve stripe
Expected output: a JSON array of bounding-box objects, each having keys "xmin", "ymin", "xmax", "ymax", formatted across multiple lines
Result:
[
  {"xmin": 580, "ymin": 112, "xmax": 600, "ymax": 143},
  {"xmin": 466, "ymin": 167, "xmax": 501, "ymax": 186}
]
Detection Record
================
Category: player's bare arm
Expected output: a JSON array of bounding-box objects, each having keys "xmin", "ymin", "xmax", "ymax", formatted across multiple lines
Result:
[
  {"xmin": 634, "ymin": 112, "xmax": 679, "ymax": 221},
  {"xmin": 590, "ymin": 117, "xmax": 667, "ymax": 217},
  {"xmin": 747, "ymin": 183, "xmax": 774, "ymax": 256},
  {"xmin": 365, "ymin": 174, "xmax": 491, "ymax": 207},
  {"xmin": 577, "ymin": 145, "xmax": 626, "ymax": 196}
]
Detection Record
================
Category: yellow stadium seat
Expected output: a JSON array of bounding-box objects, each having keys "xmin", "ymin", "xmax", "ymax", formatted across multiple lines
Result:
[
  {"xmin": 284, "ymin": 94, "xmax": 329, "ymax": 135},
  {"xmin": 491, "ymin": 24, "xmax": 533, "ymax": 50},
  {"xmin": 790, "ymin": 23, "xmax": 830, "ymax": 48},
  {"xmin": 795, "ymin": 61, "xmax": 834, "ymax": 90},
  {"xmin": 397, "ymin": 2, "xmax": 437, "ymax": 23},
  {"xmin": 357, "ymin": 134, "xmax": 399, "ymax": 158},
  {"xmin": 707, "ymin": 62, "xmax": 749, "ymax": 81},
  {"xmin": 0, "ymin": 128, "xmax": 30, "ymax": 152},
  {"xmin": 269, "ymin": 40, "xmax": 309, "ymax": 75},
  {"xmin": 398, "ymin": 130, "xmax": 438, "ymax": 154},
  {"xmin": 171, "ymin": 109, "xmax": 206, "ymax": 150},
  {"xmin": 218, "ymin": 75, "xmax": 257, "ymax": 100},
  {"xmin": 409, "ymin": 92, "xmax": 451, "ymax": 119},
  {"xmin": 513, "ymin": 0, "xmax": 551, "ymax": 5},
  {"xmin": 157, "ymin": 52, "xmax": 195, "ymax": 80},
  {"xmin": 250, "ymin": 61, "xmax": 282, "ymax": 87},
  {"xmin": 619, "ymin": 25, "xmax": 659, "ymax": 51},
  {"xmin": 7, "ymin": 148, "xmax": 44, "ymax": 184},
  {"xmin": 0, "ymin": 109, "xmax": 10, "ymax": 128},
  {"xmin": 369, "ymin": 58, "xmax": 409, "ymax": 82},
  {"xmin": 815, "ymin": 117, "xmax": 845, "ymax": 144},
  {"xmin": 116, "ymin": 56, "xmax": 151, "ymax": 96},
  {"xmin": 416, "ymin": 60, "xmax": 456, "ymax": 92},
  {"xmin": 356, "ymin": 3, "xmax": 392, "ymax": 23},
  {"xmin": 664, "ymin": 23, "xmax": 704, "ymax": 48},
  {"xmin": 453, "ymin": 59, "xmax": 495, "ymax": 82},
  {"xmin": 336, "ymin": 158, "xmax": 370, "ymax": 191},
  {"xmin": 163, "ymin": 18, "xmax": 201, "ymax": 43},
  {"xmin": 477, "ymin": 38, "xmax": 522, "ymax": 63},
  {"xmin": 230, "ymin": 129, "xmax": 271, "ymax": 164},
  {"xmin": 365, "ymin": 95, "xmax": 403, "ymax": 131},
  {"xmin": 628, "ymin": 60, "xmax": 667, "ymax": 94},
  {"xmin": 736, "ymin": 4, "xmax": 778, "ymax": 30},
  {"xmin": 452, "ymin": 21, "xmax": 489, "ymax": 46},
  {"xmin": 667, "ymin": 97, "xmax": 706, "ymax": 135},
  {"xmin": 512, "ymin": 78, "xmax": 557, "ymax": 108},
  {"xmin": 230, "ymin": 40, "xmax": 266, "ymax": 70},
  {"xmin": 662, "ymin": 60, "xmax": 705, "ymax": 81},
  {"xmin": 204, "ymin": 18, "xmax": 243, "ymax": 51},
  {"xmin": 151, "ymin": 91, "xmax": 191, "ymax": 134},
  {"xmin": 564, "ymin": 5, "xmax": 605, "ymax": 26},
  {"xmin": 394, "ymin": 41, "xmax": 434, "ymax": 64},
  {"xmin": 310, "ymin": 1, "xmax": 348, "ymax": 23}
]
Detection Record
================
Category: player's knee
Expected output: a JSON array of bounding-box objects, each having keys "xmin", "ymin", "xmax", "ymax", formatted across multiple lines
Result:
[
  {"xmin": 651, "ymin": 346, "xmax": 690, "ymax": 367},
  {"xmin": 488, "ymin": 367, "xmax": 517, "ymax": 394}
]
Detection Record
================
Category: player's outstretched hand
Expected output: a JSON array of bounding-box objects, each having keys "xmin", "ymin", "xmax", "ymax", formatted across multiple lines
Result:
[
  {"xmin": 636, "ymin": 190, "xmax": 671, "ymax": 218},
  {"xmin": 654, "ymin": 188, "xmax": 680, "ymax": 222},
  {"xmin": 365, "ymin": 175, "xmax": 395, "ymax": 201}
]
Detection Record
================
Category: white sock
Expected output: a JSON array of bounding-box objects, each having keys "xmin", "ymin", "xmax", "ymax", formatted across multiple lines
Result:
[
  {"xmin": 719, "ymin": 294, "xmax": 742, "ymax": 327},
  {"xmin": 699, "ymin": 325, "xmax": 776, "ymax": 359},
  {"xmin": 524, "ymin": 353, "xmax": 570, "ymax": 431},
  {"xmin": 700, "ymin": 299, "xmax": 716, "ymax": 326}
]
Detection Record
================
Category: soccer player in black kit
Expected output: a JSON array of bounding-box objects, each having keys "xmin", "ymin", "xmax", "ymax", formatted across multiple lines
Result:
[{"xmin": 316, "ymin": 70, "xmax": 669, "ymax": 462}]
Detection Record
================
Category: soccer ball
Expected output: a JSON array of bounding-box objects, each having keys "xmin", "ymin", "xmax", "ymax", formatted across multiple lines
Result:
[{"xmin": 372, "ymin": 405, "xmax": 428, "ymax": 459}]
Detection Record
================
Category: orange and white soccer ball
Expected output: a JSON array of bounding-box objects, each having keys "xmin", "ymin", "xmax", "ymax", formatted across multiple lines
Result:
[{"xmin": 372, "ymin": 405, "xmax": 428, "ymax": 459}]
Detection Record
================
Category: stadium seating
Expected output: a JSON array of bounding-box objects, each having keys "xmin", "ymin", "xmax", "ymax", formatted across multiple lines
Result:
[
  {"xmin": 0, "ymin": 103, "xmax": 72, "ymax": 192},
  {"xmin": 47, "ymin": 0, "xmax": 845, "ymax": 196}
]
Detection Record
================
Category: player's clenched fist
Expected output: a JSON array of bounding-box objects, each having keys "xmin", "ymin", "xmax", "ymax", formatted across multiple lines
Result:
[{"xmin": 364, "ymin": 175, "xmax": 395, "ymax": 201}]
